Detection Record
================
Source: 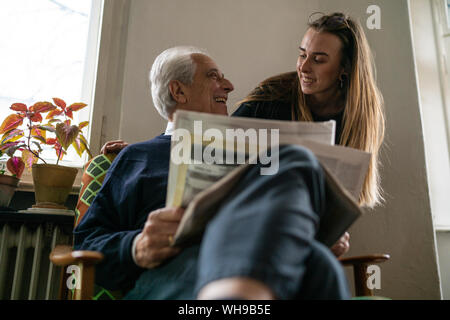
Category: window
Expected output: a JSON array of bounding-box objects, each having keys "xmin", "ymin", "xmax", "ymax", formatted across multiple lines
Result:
[
  {"xmin": 0, "ymin": 0, "xmax": 103, "ymax": 171},
  {"xmin": 433, "ymin": 0, "xmax": 450, "ymax": 133},
  {"xmin": 431, "ymin": 0, "xmax": 450, "ymax": 228},
  {"xmin": 446, "ymin": 0, "xmax": 450, "ymax": 29}
]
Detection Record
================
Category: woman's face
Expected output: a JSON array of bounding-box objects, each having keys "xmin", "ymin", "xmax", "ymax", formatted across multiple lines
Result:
[{"xmin": 297, "ymin": 28, "xmax": 345, "ymax": 100}]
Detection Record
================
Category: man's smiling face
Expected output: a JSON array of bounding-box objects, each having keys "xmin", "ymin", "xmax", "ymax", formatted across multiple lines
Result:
[{"xmin": 176, "ymin": 53, "xmax": 234, "ymax": 116}]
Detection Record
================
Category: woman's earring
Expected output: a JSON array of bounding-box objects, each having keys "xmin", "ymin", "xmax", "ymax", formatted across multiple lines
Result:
[{"xmin": 339, "ymin": 75, "xmax": 346, "ymax": 89}]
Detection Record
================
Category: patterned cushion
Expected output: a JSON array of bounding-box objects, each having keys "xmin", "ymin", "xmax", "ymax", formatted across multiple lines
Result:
[
  {"xmin": 74, "ymin": 153, "xmax": 122, "ymax": 300},
  {"xmin": 75, "ymin": 153, "xmax": 117, "ymax": 227}
]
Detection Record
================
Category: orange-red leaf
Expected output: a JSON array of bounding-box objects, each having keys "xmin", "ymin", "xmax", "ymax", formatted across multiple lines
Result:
[
  {"xmin": 65, "ymin": 110, "xmax": 73, "ymax": 119},
  {"xmin": 0, "ymin": 114, "xmax": 24, "ymax": 134},
  {"xmin": 45, "ymin": 109, "xmax": 64, "ymax": 120},
  {"xmin": 67, "ymin": 103, "xmax": 87, "ymax": 112},
  {"xmin": 30, "ymin": 112, "xmax": 43, "ymax": 123},
  {"xmin": 79, "ymin": 121, "xmax": 89, "ymax": 129},
  {"xmin": 29, "ymin": 101, "xmax": 56, "ymax": 114},
  {"xmin": 10, "ymin": 103, "xmax": 28, "ymax": 112},
  {"xmin": 52, "ymin": 98, "xmax": 66, "ymax": 109},
  {"xmin": 46, "ymin": 138, "xmax": 57, "ymax": 145},
  {"xmin": 7, "ymin": 156, "xmax": 25, "ymax": 178}
]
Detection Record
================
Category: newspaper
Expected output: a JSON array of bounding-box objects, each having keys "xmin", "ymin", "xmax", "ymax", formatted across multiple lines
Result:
[
  {"xmin": 166, "ymin": 110, "xmax": 371, "ymax": 247},
  {"xmin": 166, "ymin": 110, "xmax": 336, "ymax": 207}
]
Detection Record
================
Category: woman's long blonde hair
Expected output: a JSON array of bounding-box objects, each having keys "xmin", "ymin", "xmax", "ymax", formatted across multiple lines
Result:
[{"xmin": 236, "ymin": 13, "xmax": 385, "ymax": 208}]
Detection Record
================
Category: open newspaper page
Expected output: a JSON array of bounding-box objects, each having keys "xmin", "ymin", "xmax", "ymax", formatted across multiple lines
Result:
[
  {"xmin": 172, "ymin": 138, "xmax": 370, "ymax": 247},
  {"xmin": 166, "ymin": 110, "xmax": 370, "ymax": 247},
  {"xmin": 174, "ymin": 160, "xmax": 365, "ymax": 247},
  {"xmin": 166, "ymin": 110, "xmax": 336, "ymax": 208},
  {"xmin": 284, "ymin": 139, "xmax": 371, "ymax": 201}
]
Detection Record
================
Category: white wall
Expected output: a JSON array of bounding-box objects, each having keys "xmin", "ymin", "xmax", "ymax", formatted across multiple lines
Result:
[{"xmin": 99, "ymin": 0, "xmax": 442, "ymax": 299}]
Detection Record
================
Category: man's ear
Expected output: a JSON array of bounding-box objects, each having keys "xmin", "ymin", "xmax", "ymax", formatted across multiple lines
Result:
[{"xmin": 168, "ymin": 80, "xmax": 188, "ymax": 104}]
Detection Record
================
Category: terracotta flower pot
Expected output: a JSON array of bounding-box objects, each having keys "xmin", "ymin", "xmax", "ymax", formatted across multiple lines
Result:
[
  {"xmin": 0, "ymin": 175, "xmax": 20, "ymax": 208},
  {"xmin": 32, "ymin": 164, "xmax": 78, "ymax": 210}
]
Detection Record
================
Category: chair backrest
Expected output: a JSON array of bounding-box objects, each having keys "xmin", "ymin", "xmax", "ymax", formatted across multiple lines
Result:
[
  {"xmin": 75, "ymin": 153, "xmax": 117, "ymax": 227},
  {"xmin": 71, "ymin": 153, "xmax": 122, "ymax": 300}
]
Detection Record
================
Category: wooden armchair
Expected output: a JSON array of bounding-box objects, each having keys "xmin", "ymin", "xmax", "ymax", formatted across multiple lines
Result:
[
  {"xmin": 50, "ymin": 153, "xmax": 390, "ymax": 300},
  {"xmin": 50, "ymin": 245, "xmax": 389, "ymax": 300},
  {"xmin": 50, "ymin": 245, "xmax": 104, "ymax": 300}
]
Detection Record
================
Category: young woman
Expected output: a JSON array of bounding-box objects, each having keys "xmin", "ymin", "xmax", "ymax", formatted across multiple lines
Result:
[{"xmin": 233, "ymin": 12, "xmax": 385, "ymax": 209}]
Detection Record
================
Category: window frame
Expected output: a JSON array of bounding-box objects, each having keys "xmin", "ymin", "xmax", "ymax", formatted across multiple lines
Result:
[
  {"xmin": 431, "ymin": 0, "xmax": 450, "ymax": 229},
  {"xmin": 16, "ymin": 0, "xmax": 131, "ymax": 192}
]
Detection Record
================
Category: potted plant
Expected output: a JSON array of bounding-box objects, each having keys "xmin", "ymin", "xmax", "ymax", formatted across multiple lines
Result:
[
  {"xmin": 0, "ymin": 98, "xmax": 92, "ymax": 210},
  {"xmin": 0, "ymin": 101, "xmax": 53, "ymax": 209},
  {"xmin": 0, "ymin": 155, "xmax": 25, "ymax": 208}
]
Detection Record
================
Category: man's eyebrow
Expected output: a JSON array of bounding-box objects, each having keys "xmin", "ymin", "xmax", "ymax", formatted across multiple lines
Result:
[
  {"xmin": 207, "ymin": 68, "xmax": 224, "ymax": 78},
  {"xmin": 299, "ymin": 47, "xmax": 329, "ymax": 56}
]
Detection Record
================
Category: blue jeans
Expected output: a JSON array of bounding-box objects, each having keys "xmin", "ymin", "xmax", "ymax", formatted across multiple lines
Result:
[{"xmin": 124, "ymin": 145, "xmax": 350, "ymax": 300}]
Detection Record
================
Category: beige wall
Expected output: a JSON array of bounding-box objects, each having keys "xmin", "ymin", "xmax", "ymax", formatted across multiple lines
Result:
[
  {"xmin": 118, "ymin": 0, "xmax": 319, "ymax": 142},
  {"xmin": 323, "ymin": 0, "xmax": 442, "ymax": 299},
  {"xmin": 101, "ymin": 0, "xmax": 443, "ymax": 298}
]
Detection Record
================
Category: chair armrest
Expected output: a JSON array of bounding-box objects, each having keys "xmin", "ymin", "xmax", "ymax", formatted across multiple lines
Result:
[
  {"xmin": 50, "ymin": 245, "xmax": 104, "ymax": 300},
  {"xmin": 50, "ymin": 245, "xmax": 104, "ymax": 267},
  {"xmin": 339, "ymin": 254, "xmax": 390, "ymax": 297},
  {"xmin": 339, "ymin": 254, "xmax": 390, "ymax": 266}
]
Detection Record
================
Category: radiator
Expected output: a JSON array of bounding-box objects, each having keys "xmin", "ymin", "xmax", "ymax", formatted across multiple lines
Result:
[{"xmin": 0, "ymin": 219, "xmax": 72, "ymax": 300}]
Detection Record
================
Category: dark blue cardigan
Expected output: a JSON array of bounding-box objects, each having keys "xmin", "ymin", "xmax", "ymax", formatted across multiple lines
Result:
[{"xmin": 73, "ymin": 135, "xmax": 171, "ymax": 292}]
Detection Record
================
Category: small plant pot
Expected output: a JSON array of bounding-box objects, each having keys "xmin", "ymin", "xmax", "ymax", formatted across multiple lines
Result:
[
  {"xmin": 32, "ymin": 164, "xmax": 78, "ymax": 210},
  {"xmin": 0, "ymin": 175, "xmax": 20, "ymax": 208}
]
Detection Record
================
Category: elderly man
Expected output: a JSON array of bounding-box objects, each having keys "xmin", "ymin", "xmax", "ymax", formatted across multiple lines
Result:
[{"xmin": 74, "ymin": 46, "xmax": 350, "ymax": 300}]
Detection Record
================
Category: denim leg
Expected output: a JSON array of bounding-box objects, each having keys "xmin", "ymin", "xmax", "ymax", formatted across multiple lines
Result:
[
  {"xmin": 294, "ymin": 241, "xmax": 351, "ymax": 299},
  {"xmin": 195, "ymin": 145, "xmax": 349, "ymax": 299},
  {"xmin": 123, "ymin": 244, "xmax": 200, "ymax": 300}
]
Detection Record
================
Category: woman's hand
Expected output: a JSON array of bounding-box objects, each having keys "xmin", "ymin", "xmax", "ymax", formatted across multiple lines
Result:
[
  {"xmin": 331, "ymin": 232, "xmax": 350, "ymax": 258},
  {"xmin": 134, "ymin": 207, "xmax": 184, "ymax": 269},
  {"xmin": 100, "ymin": 140, "xmax": 129, "ymax": 155}
]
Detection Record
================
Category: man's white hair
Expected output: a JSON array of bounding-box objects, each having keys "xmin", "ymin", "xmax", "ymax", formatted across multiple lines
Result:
[{"xmin": 149, "ymin": 46, "xmax": 210, "ymax": 119}]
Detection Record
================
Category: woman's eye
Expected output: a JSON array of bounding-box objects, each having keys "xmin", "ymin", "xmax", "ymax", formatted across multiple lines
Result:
[{"xmin": 299, "ymin": 54, "xmax": 307, "ymax": 59}]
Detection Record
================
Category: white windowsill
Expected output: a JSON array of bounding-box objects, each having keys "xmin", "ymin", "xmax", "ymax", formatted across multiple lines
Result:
[{"xmin": 435, "ymin": 225, "xmax": 450, "ymax": 232}]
